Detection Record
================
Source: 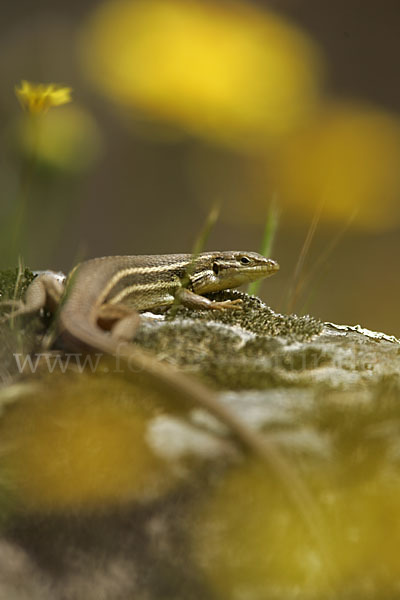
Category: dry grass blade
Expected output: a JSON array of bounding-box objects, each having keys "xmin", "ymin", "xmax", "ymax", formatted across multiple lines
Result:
[
  {"xmin": 299, "ymin": 209, "xmax": 358, "ymax": 314},
  {"xmin": 286, "ymin": 202, "xmax": 324, "ymax": 314}
]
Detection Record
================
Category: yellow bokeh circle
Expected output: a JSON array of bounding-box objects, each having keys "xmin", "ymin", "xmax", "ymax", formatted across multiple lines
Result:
[
  {"xmin": 80, "ymin": 0, "xmax": 322, "ymax": 149},
  {"xmin": 272, "ymin": 103, "xmax": 400, "ymax": 231},
  {"xmin": 0, "ymin": 373, "xmax": 174, "ymax": 512}
]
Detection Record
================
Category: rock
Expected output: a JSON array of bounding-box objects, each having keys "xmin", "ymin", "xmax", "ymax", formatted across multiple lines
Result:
[{"xmin": 1, "ymin": 277, "xmax": 400, "ymax": 599}]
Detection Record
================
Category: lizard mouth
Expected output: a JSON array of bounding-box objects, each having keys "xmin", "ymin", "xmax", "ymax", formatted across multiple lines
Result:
[{"xmin": 266, "ymin": 259, "xmax": 280, "ymax": 274}]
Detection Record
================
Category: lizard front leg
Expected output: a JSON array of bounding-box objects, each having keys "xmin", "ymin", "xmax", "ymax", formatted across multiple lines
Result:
[{"xmin": 175, "ymin": 288, "xmax": 242, "ymax": 311}]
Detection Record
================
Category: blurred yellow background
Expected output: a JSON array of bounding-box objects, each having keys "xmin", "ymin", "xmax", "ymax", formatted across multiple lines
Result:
[{"xmin": 1, "ymin": 0, "xmax": 400, "ymax": 334}]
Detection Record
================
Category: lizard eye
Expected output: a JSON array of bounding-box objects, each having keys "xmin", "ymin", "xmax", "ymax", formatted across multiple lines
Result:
[
  {"xmin": 240, "ymin": 256, "xmax": 251, "ymax": 265},
  {"xmin": 213, "ymin": 262, "xmax": 220, "ymax": 275}
]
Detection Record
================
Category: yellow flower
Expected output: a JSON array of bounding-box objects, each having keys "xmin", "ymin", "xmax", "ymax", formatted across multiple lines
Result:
[{"xmin": 15, "ymin": 80, "xmax": 72, "ymax": 115}]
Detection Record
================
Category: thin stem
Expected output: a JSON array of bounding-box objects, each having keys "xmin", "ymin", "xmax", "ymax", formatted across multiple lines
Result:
[
  {"xmin": 286, "ymin": 201, "xmax": 324, "ymax": 314},
  {"xmin": 248, "ymin": 194, "xmax": 279, "ymax": 296},
  {"xmin": 7, "ymin": 114, "xmax": 41, "ymax": 263},
  {"xmin": 299, "ymin": 209, "xmax": 358, "ymax": 314}
]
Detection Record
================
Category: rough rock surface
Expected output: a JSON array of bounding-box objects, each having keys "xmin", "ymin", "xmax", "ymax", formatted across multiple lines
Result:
[{"xmin": 1, "ymin": 276, "xmax": 400, "ymax": 600}]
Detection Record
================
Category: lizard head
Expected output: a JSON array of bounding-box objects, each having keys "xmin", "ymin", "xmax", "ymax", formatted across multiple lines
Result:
[{"xmin": 191, "ymin": 251, "xmax": 279, "ymax": 294}]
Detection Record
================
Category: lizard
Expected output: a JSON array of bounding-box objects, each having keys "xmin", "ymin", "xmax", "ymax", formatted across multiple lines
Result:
[
  {"xmin": 1, "ymin": 251, "xmax": 292, "ymax": 461},
  {"xmin": 2, "ymin": 252, "xmax": 279, "ymax": 460},
  {"xmin": 1, "ymin": 251, "xmax": 327, "ymax": 551}
]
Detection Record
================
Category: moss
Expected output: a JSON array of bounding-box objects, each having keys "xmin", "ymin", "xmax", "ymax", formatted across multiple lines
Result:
[
  {"xmin": 134, "ymin": 291, "xmax": 324, "ymax": 389},
  {"xmin": 0, "ymin": 267, "xmax": 35, "ymax": 302},
  {"xmin": 168, "ymin": 289, "xmax": 323, "ymax": 341},
  {"xmin": 0, "ymin": 268, "xmax": 42, "ymax": 377}
]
